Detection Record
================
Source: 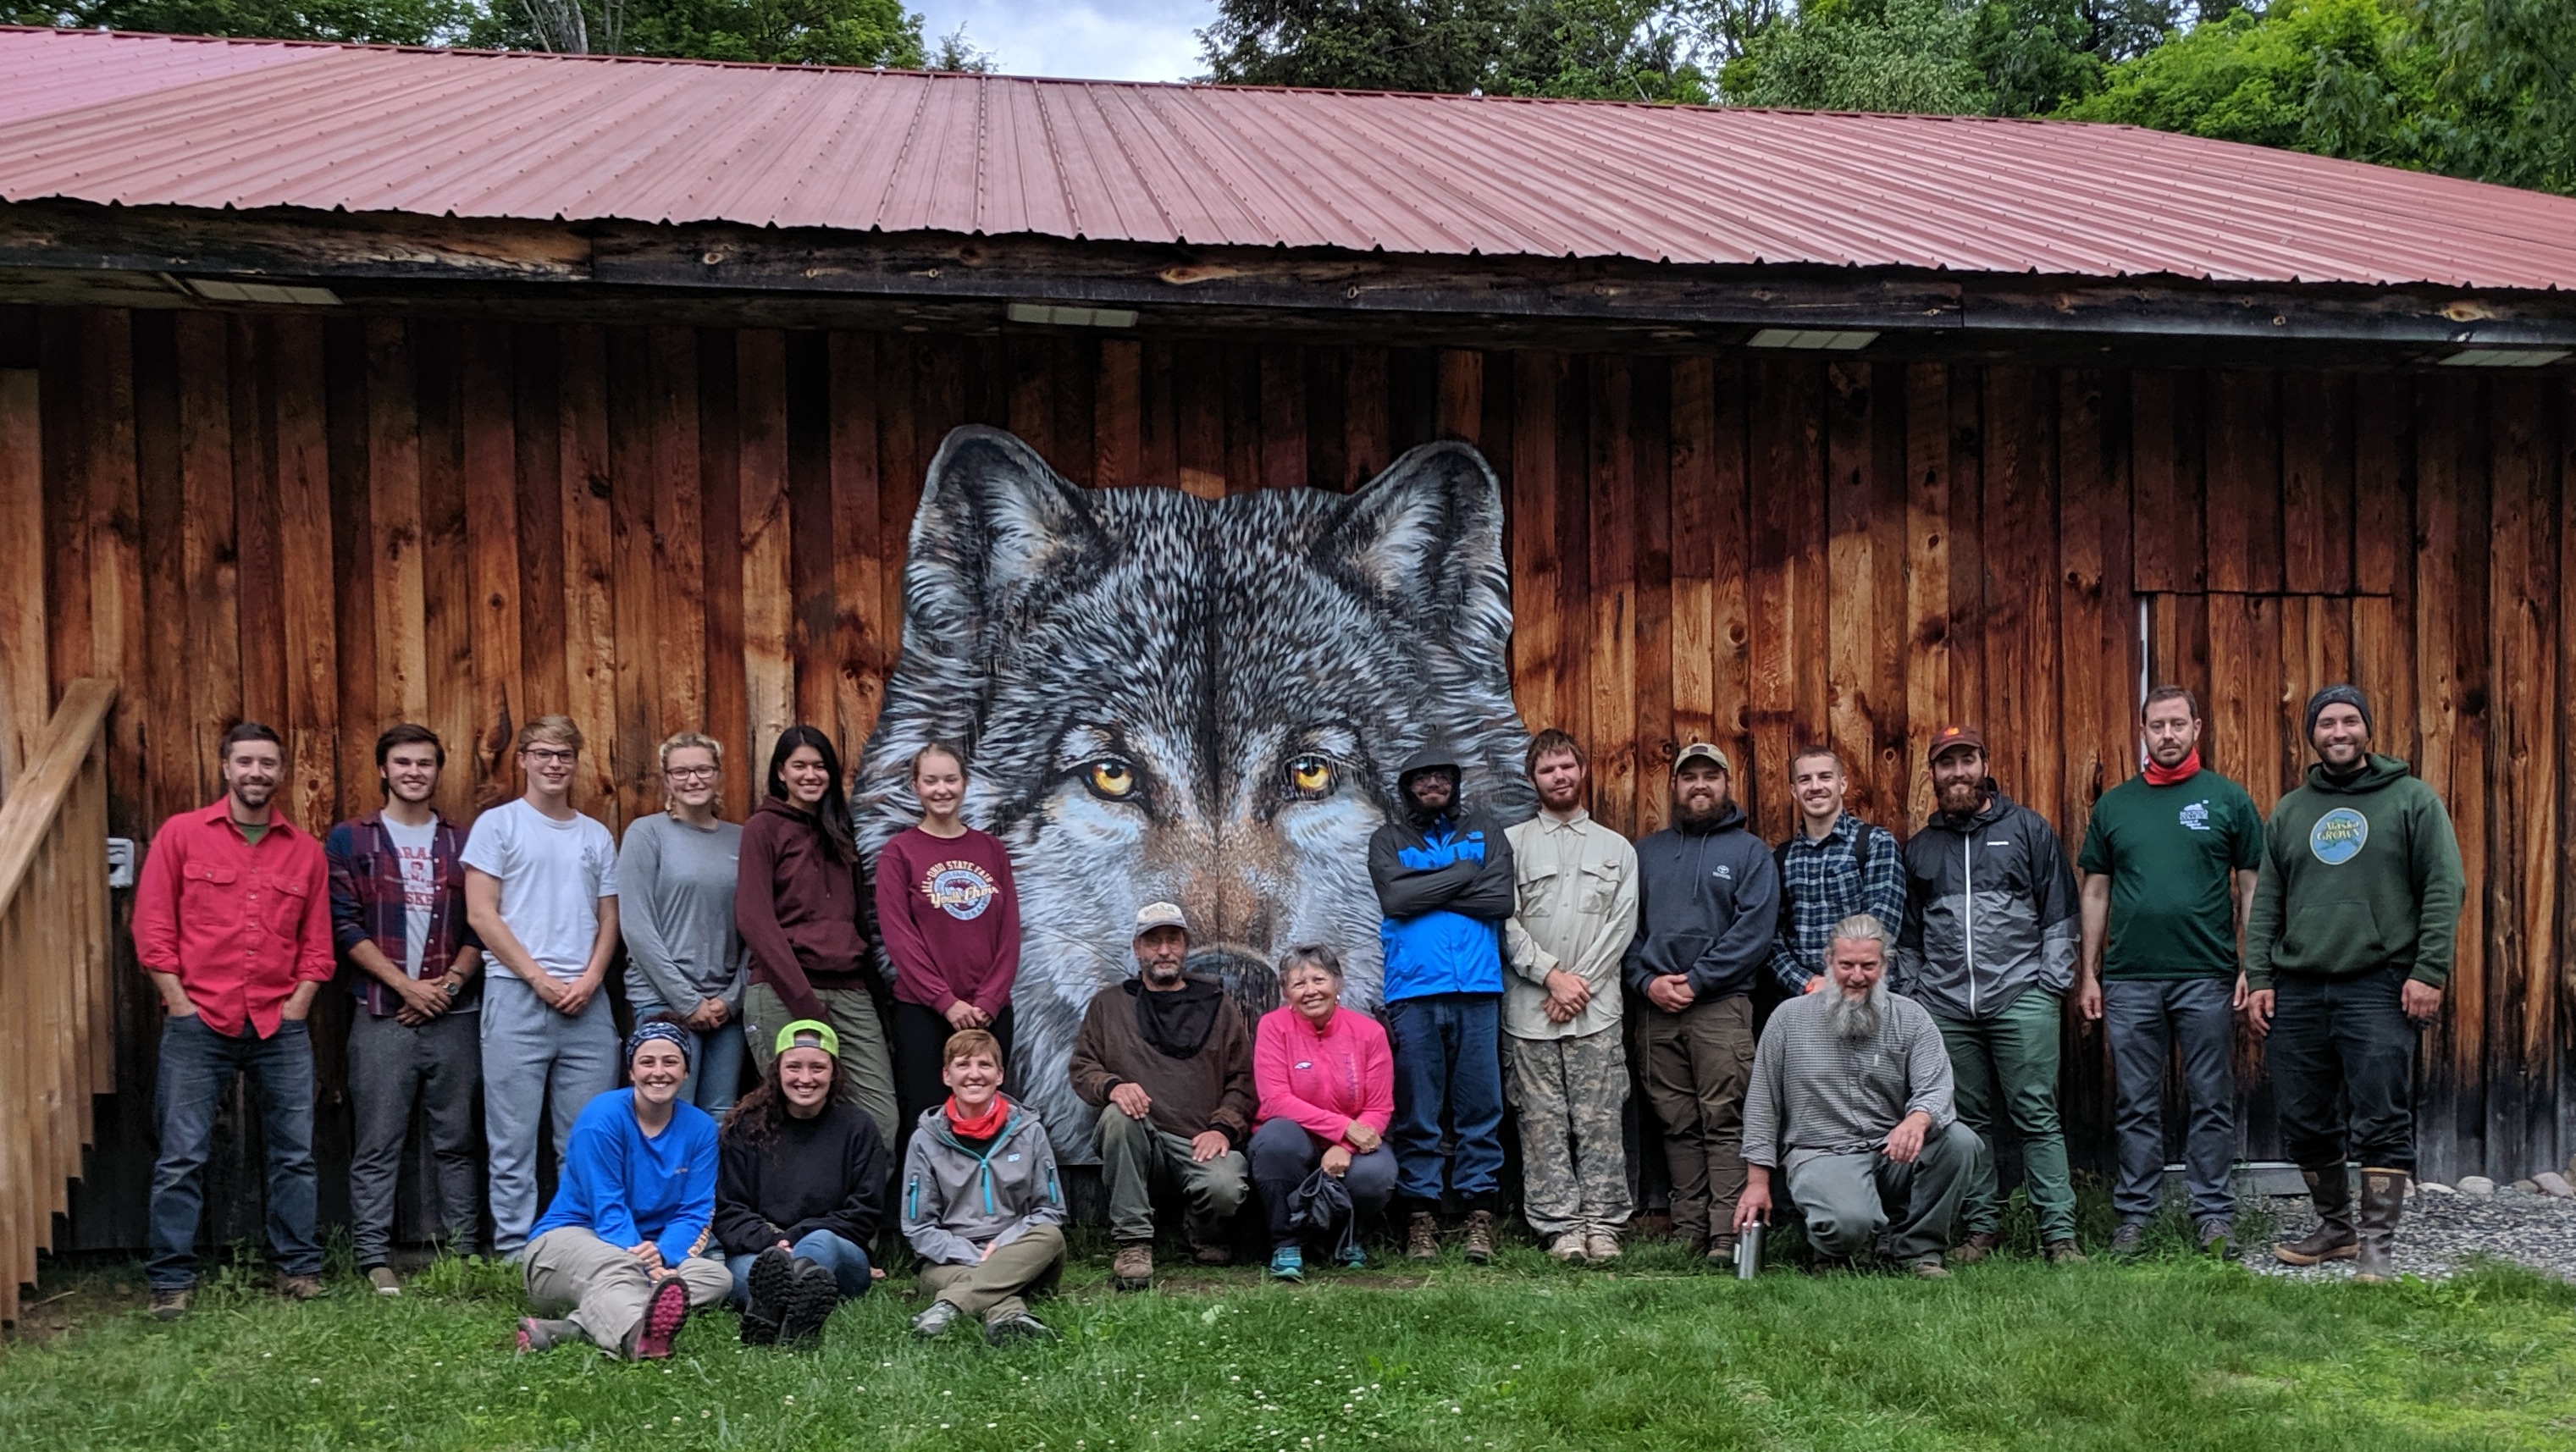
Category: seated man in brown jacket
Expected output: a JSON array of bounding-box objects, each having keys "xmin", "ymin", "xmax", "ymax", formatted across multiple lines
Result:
[{"xmin": 1070, "ymin": 903, "xmax": 1257, "ymax": 1290}]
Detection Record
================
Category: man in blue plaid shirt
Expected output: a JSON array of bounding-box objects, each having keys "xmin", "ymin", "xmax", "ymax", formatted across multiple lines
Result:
[{"xmin": 1766, "ymin": 747, "xmax": 1907, "ymax": 995}]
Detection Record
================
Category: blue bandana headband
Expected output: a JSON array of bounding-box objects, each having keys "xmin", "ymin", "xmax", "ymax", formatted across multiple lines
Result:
[{"xmin": 626, "ymin": 1019, "xmax": 694, "ymax": 1071}]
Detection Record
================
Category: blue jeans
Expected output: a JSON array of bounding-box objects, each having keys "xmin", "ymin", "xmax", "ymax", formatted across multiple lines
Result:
[
  {"xmin": 2103, "ymin": 978, "xmax": 2238, "ymax": 1223},
  {"xmin": 1384, "ymin": 992, "xmax": 1506, "ymax": 1210},
  {"xmin": 149, "ymin": 1013, "xmax": 321, "ymax": 1289},
  {"xmin": 727, "ymin": 1229, "xmax": 874, "ymax": 1309},
  {"xmin": 629, "ymin": 997, "xmax": 748, "ymax": 1115}
]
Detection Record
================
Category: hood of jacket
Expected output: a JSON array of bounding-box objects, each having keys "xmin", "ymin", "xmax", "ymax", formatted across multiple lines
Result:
[{"xmin": 2306, "ymin": 752, "xmax": 2412, "ymax": 795}]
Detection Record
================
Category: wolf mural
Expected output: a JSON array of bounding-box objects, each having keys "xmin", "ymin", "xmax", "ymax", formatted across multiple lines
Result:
[{"xmin": 853, "ymin": 425, "xmax": 1534, "ymax": 1162}]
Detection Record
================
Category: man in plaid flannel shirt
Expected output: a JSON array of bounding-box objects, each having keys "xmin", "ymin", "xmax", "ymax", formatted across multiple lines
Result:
[{"xmin": 1766, "ymin": 746, "xmax": 1906, "ymax": 996}]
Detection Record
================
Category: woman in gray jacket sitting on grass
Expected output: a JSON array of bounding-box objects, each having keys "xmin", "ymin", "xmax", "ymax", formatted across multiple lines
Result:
[{"xmin": 899, "ymin": 1027, "xmax": 1064, "ymax": 1346}]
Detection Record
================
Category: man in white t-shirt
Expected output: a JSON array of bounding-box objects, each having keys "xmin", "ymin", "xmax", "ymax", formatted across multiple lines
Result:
[{"xmin": 465, "ymin": 715, "xmax": 622, "ymax": 1261}]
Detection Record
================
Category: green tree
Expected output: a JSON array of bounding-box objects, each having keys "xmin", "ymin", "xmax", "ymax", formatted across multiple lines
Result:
[
  {"xmin": 2060, "ymin": 0, "xmax": 2431, "ymax": 156},
  {"xmin": 1722, "ymin": 0, "xmax": 1990, "ymax": 113},
  {"xmin": 471, "ymin": 0, "xmax": 926, "ymax": 63},
  {"xmin": 6, "ymin": 0, "xmax": 475, "ymax": 42},
  {"xmin": 1197, "ymin": 0, "xmax": 1711, "ymax": 100}
]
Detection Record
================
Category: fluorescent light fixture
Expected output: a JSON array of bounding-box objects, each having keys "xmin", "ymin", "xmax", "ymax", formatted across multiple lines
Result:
[
  {"xmin": 1746, "ymin": 328, "xmax": 1877, "ymax": 351},
  {"xmin": 181, "ymin": 278, "xmax": 342, "ymax": 306},
  {"xmin": 2439, "ymin": 346, "xmax": 2568, "ymax": 367},
  {"xmin": 1007, "ymin": 301, "xmax": 1138, "ymax": 328}
]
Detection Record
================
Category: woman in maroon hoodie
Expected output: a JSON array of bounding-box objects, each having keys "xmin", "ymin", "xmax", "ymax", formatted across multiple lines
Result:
[
  {"xmin": 736, "ymin": 726, "xmax": 898, "ymax": 1145},
  {"xmin": 875, "ymin": 742, "xmax": 1023, "ymax": 1135}
]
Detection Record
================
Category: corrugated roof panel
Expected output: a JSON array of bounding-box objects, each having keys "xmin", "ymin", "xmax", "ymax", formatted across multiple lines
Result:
[{"xmin": 4, "ymin": 26, "xmax": 2574, "ymax": 291}]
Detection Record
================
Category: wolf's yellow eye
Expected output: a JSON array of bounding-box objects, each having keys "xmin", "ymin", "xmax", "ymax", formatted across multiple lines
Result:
[
  {"xmin": 1286, "ymin": 756, "xmax": 1335, "ymax": 796},
  {"xmin": 1085, "ymin": 759, "xmax": 1136, "ymax": 799}
]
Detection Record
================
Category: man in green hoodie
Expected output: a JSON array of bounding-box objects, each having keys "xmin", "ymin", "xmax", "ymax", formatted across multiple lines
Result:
[{"xmin": 2244, "ymin": 685, "xmax": 2463, "ymax": 1284}]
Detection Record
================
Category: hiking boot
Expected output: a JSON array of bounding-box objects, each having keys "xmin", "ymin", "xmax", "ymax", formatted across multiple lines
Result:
[
  {"xmin": 1584, "ymin": 1232, "xmax": 1622, "ymax": 1264},
  {"xmin": 627, "ymin": 1277, "xmax": 690, "ymax": 1360},
  {"xmin": 1910, "ymin": 1256, "xmax": 1952, "ymax": 1280},
  {"xmin": 777, "ymin": 1261, "xmax": 839, "ymax": 1344},
  {"xmin": 746, "ymin": 1246, "xmax": 796, "ymax": 1329},
  {"xmin": 1268, "ymin": 1246, "xmax": 1306, "ymax": 1282},
  {"xmin": 739, "ymin": 1312, "xmax": 782, "ymax": 1347},
  {"xmin": 2109, "ymin": 1223, "xmax": 2145, "ymax": 1257},
  {"xmin": 364, "ymin": 1265, "xmax": 402, "ymax": 1297},
  {"xmin": 1406, "ymin": 1212, "xmax": 1441, "ymax": 1262},
  {"xmin": 909, "ymin": 1300, "xmax": 960, "ymax": 1339},
  {"xmin": 1950, "ymin": 1230, "xmax": 2001, "ymax": 1266},
  {"xmin": 1192, "ymin": 1242, "xmax": 1232, "ymax": 1267},
  {"xmin": 1462, "ymin": 1211, "xmax": 1497, "ymax": 1264},
  {"xmin": 516, "ymin": 1316, "xmax": 580, "ymax": 1354},
  {"xmin": 2044, "ymin": 1239, "xmax": 2088, "ymax": 1266},
  {"xmin": 2197, "ymin": 1217, "xmax": 2235, "ymax": 1259},
  {"xmin": 276, "ymin": 1273, "xmax": 323, "ymax": 1302},
  {"xmin": 2352, "ymin": 1168, "xmax": 2408, "ymax": 1284},
  {"xmin": 149, "ymin": 1287, "xmax": 190, "ymax": 1321},
  {"xmin": 2273, "ymin": 1166, "xmax": 2358, "ymax": 1266},
  {"xmin": 1706, "ymin": 1234, "xmax": 1738, "ymax": 1269},
  {"xmin": 1112, "ymin": 1242, "xmax": 1154, "ymax": 1291},
  {"xmin": 985, "ymin": 1310, "xmax": 1058, "ymax": 1345},
  {"xmin": 1546, "ymin": 1231, "xmax": 1587, "ymax": 1264}
]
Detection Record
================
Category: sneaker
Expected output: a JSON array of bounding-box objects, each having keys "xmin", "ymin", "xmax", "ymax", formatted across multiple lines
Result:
[
  {"xmin": 1406, "ymin": 1212, "xmax": 1441, "ymax": 1262},
  {"xmin": 2197, "ymin": 1218, "xmax": 2235, "ymax": 1258},
  {"xmin": 1112, "ymin": 1242, "xmax": 1154, "ymax": 1292},
  {"xmin": 364, "ymin": 1265, "xmax": 401, "ymax": 1297},
  {"xmin": 1950, "ymin": 1230, "xmax": 2001, "ymax": 1266},
  {"xmin": 1192, "ymin": 1242, "xmax": 1233, "ymax": 1267},
  {"xmin": 2109, "ymin": 1223, "xmax": 2145, "ymax": 1257},
  {"xmin": 776, "ymin": 1261, "xmax": 839, "ymax": 1345},
  {"xmin": 516, "ymin": 1316, "xmax": 580, "ymax": 1354},
  {"xmin": 1335, "ymin": 1243, "xmax": 1368, "ymax": 1269},
  {"xmin": 909, "ymin": 1300, "xmax": 960, "ymax": 1339},
  {"xmin": 1585, "ymin": 1232, "xmax": 1622, "ymax": 1263},
  {"xmin": 746, "ymin": 1246, "xmax": 796, "ymax": 1331},
  {"xmin": 276, "ymin": 1273, "xmax": 323, "ymax": 1302},
  {"xmin": 1547, "ymin": 1232, "xmax": 1588, "ymax": 1264},
  {"xmin": 1910, "ymin": 1257, "xmax": 1953, "ymax": 1280},
  {"xmin": 985, "ymin": 1310, "xmax": 1058, "ymax": 1345},
  {"xmin": 2043, "ymin": 1239, "xmax": 2089, "ymax": 1267},
  {"xmin": 149, "ymin": 1287, "xmax": 190, "ymax": 1321},
  {"xmin": 1462, "ymin": 1210, "xmax": 1496, "ymax": 1265},
  {"xmin": 1268, "ymin": 1246, "xmax": 1306, "ymax": 1282},
  {"xmin": 628, "ymin": 1277, "xmax": 690, "ymax": 1360}
]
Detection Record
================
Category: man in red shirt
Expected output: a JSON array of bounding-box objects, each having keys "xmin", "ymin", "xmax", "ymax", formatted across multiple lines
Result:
[{"xmin": 132, "ymin": 721, "xmax": 335, "ymax": 1319}]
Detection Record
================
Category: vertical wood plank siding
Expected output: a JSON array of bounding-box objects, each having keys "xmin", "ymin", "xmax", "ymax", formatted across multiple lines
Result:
[{"xmin": 3, "ymin": 306, "xmax": 2570, "ymax": 1247}]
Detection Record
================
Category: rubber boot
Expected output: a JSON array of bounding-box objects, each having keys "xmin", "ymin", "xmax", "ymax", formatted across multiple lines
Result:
[
  {"xmin": 2351, "ymin": 1168, "xmax": 2407, "ymax": 1284},
  {"xmin": 2271, "ymin": 1166, "xmax": 2358, "ymax": 1266}
]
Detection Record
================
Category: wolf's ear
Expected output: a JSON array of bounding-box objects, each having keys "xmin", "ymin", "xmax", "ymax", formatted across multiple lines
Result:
[
  {"xmin": 1324, "ymin": 440, "xmax": 1512, "ymax": 654},
  {"xmin": 904, "ymin": 425, "xmax": 1104, "ymax": 644}
]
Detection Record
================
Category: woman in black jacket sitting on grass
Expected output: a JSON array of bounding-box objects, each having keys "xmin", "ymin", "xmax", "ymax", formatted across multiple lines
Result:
[{"xmin": 716, "ymin": 1019, "xmax": 889, "ymax": 1345}]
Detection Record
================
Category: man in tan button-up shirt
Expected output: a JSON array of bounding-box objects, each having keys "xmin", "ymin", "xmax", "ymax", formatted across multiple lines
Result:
[{"xmin": 1503, "ymin": 729, "xmax": 1640, "ymax": 1264}]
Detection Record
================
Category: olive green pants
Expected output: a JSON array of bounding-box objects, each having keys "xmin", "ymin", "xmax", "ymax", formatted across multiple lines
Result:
[{"xmin": 1935, "ymin": 990, "xmax": 2076, "ymax": 1243}]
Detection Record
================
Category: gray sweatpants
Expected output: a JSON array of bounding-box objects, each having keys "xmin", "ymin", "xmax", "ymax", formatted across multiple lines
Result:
[
  {"xmin": 915, "ymin": 1223, "xmax": 1066, "ymax": 1326},
  {"xmin": 347, "ymin": 1007, "xmax": 483, "ymax": 1266},
  {"xmin": 524, "ymin": 1227, "xmax": 730, "ymax": 1355},
  {"xmin": 1782, "ymin": 1124, "xmax": 1983, "ymax": 1266},
  {"xmin": 481, "ymin": 974, "xmax": 617, "ymax": 1260}
]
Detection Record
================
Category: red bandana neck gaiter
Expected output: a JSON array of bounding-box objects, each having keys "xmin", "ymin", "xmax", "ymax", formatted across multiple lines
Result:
[
  {"xmin": 2143, "ymin": 746, "xmax": 2202, "ymax": 787},
  {"xmin": 943, "ymin": 1094, "xmax": 1009, "ymax": 1140}
]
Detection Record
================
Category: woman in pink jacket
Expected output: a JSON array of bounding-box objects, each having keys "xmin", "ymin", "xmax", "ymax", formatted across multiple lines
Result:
[{"xmin": 1250, "ymin": 944, "xmax": 1396, "ymax": 1279}]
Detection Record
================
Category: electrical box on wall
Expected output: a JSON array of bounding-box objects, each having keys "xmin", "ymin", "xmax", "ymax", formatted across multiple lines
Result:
[{"xmin": 108, "ymin": 837, "xmax": 135, "ymax": 890}]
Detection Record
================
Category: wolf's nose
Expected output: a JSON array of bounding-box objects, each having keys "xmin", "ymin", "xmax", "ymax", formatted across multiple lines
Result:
[{"xmin": 1187, "ymin": 947, "xmax": 1280, "ymax": 1016}]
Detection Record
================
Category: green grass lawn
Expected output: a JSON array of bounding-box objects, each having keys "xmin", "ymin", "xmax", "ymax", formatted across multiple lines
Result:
[{"xmin": 3, "ymin": 1239, "xmax": 2572, "ymax": 1452}]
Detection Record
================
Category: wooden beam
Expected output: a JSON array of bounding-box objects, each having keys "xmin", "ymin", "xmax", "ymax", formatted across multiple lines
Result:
[{"xmin": 0, "ymin": 368, "xmax": 42, "ymax": 791}]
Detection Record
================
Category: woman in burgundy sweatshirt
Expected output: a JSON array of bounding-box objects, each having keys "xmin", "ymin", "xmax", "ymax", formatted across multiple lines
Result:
[
  {"xmin": 874, "ymin": 742, "xmax": 1023, "ymax": 1133},
  {"xmin": 735, "ymin": 726, "xmax": 898, "ymax": 1146}
]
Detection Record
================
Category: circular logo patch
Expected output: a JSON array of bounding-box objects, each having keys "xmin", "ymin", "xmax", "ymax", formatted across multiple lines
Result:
[
  {"xmin": 922, "ymin": 860, "xmax": 998, "ymax": 920},
  {"xmin": 2308, "ymin": 808, "xmax": 2369, "ymax": 865}
]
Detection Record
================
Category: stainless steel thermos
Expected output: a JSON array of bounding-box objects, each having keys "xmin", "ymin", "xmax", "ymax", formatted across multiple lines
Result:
[{"xmin": 1735, "ymin": 1222, "xmax": 1763, "ymax": 1279}]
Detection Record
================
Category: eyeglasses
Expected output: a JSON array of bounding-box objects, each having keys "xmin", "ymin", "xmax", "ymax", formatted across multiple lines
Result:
[
  {"xmin": 522, "ymin": 748, "xmax": 577, "ymax": 765},
  {"xmin": 664, "ymin": 765, "xmax": 717, "ymax": 782}
]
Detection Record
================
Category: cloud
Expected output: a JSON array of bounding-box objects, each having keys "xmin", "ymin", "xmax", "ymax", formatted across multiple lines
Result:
[{"xmin": 915, "ymin": 0, "xmax": 1214, "ymax": 82}]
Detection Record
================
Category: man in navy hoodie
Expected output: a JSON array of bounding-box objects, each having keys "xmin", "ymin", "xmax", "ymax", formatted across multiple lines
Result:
[
  {"xmin": 1624, "ymin": 743, "xmax": 1782, "ymax": 1264},
  {"xmin": 1369, "ymin": 743, "xmax": 1519, "ymax": 1264}
]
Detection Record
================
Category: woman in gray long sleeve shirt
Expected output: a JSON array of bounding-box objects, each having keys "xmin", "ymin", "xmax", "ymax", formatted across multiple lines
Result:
[{"xmin": 622, "ymin": 733, "xmax": 749, "ymax": 1112}]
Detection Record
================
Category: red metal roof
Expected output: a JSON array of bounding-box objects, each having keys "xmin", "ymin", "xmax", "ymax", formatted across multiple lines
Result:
[{"xmin": 6, "ymin": 25, "xmax": 2576, "ymax": 290}]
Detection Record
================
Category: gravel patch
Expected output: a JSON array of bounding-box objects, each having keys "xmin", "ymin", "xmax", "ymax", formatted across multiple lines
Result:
[{"xmin": 2248, "ymin": 1182, "xmax": 2576, "ymax": 1284}]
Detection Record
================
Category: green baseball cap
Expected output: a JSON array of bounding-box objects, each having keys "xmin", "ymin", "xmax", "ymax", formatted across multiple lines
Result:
[{"xmin": 773, "ymin": 1019, "xmax": 840, "ymax": 1059}]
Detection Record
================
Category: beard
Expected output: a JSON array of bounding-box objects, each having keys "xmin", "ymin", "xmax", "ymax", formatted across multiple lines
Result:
[
  {"xmin": 1672, "ymin": 793, "xmax": 1727, "ymax": 833},
  {"xmin": 1404, "ymin": 786, "xmax": 1457, "ymax": 826},
  {"xmin": 1826, "ymin": 975, "xmax": 1890, "ymax": 1042},
  {"xmin": 1142, "ymin": 961, "xmax": 1186, "ymax": 988}
]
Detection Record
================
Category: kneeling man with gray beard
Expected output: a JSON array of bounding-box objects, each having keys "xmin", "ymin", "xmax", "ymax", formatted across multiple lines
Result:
[{"xmin": 1735, "ymin": 914, "xmax": 1982, "ymax": 1278}]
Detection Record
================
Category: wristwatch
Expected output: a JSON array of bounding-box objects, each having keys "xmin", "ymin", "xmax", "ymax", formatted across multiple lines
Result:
[{"xmin": 440, "ymin": 978, "xmax": 462, "ymax": 999}]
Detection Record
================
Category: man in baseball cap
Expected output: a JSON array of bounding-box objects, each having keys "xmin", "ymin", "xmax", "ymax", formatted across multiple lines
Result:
[
  {"xmin": 1069, "ymin": 903, "xmax": 1255, "ymax": 1290},
  {"xmin": 1896, "ymin": 724, "xmax": 2086, "ymax": 1266}
]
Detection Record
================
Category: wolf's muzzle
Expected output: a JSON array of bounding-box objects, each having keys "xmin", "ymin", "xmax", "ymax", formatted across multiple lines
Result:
[{"xmin": 1189, "ymin": 947, "xmax": 1281, "ymax": 1018}]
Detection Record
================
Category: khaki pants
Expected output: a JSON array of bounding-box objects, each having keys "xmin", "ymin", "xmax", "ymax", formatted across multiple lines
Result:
[
  {"xmin": 1096, "ymin": 1105, "xmax": 1250, "ymax": 1245},
  {"xmin": 1639, "ymin": 993, "xmax": 1755, "ymax": 1245},
  {"xmin": 743, "ymin": 982, "xmax": 901, "ymax": 1148},
  {"xmin": 915, "ymin": 1223, "xmax": 1067, "ymax": 1326},
  {"xmin": 1505, "ymin": 1025, "xmax": 1633, "ymax": 1238},
  {"xmin": 524, "ymin": 1227, "xmax": 731, "ymax": 1356}
]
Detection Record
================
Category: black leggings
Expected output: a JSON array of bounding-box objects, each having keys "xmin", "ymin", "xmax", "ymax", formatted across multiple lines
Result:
[{"xmin": 891, "ymin": 1000, "xmax": 1016, "ymax": 1142}]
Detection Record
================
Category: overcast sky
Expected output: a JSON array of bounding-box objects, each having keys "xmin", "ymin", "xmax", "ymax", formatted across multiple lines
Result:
[{"xmin": 914, "ymin": 0, "xmax": 1215, "ymax": 82}]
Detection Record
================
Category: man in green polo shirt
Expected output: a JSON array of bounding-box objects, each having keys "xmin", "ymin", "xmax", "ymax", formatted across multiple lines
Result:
[{"xmin": 2073, "ymin": 686, "xmax": 2262, "ymax": 1257}]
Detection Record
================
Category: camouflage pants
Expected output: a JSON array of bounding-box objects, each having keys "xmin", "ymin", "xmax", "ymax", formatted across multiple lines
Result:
[{"xmin": 1504, "ymin": 1026, "xmax": 1633, "ymax": 1238}]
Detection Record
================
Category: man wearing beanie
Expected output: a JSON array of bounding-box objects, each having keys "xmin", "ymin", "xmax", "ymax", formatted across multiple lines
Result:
[{"xmin": 2246, "ymin": 685, "xmax": 2463, "ymax": 1283}]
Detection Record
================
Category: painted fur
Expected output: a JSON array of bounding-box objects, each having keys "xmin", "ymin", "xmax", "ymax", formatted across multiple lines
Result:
[{"xmin": 855, "ymin": 425, "xmax": 1531, "ymax": 1161}]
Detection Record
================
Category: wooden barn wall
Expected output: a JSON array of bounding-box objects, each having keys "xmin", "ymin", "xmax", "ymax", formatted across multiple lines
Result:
[{"xmin": 0, "ymin": 303, "xmax": 2569, "ymax": 1249}]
